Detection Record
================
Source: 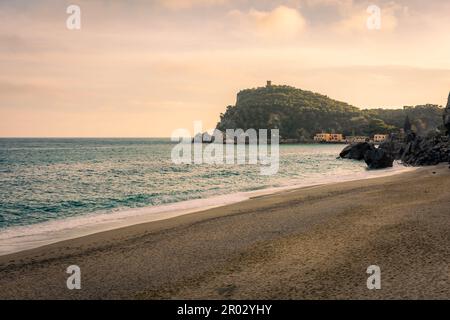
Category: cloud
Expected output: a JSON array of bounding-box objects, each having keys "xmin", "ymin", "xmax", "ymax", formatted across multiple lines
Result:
[
  {"xmin": 302, "ymin": 0, "xmax": 353, "ymax": 9},
  {"xmin": 333, "ymin": 2, "xmax": 403, "ymax": 34},
  {"xmin": 229, "ymin": 6, "xmax": 306, "ymax": 39},
  {"xmin": 0, "ymin": 0, "xmax": 449, "ymax": 137},
  {"xmin": 159, "ymin": 0, "xmax": 227, "ymax": 10}
]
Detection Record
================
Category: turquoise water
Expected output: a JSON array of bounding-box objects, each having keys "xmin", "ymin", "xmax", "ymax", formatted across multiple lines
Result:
[{"xmin": 0, "ymin": 138, "xmax": 368, "ymax": 230}]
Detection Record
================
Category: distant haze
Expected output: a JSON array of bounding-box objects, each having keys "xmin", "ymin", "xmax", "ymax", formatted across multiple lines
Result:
[{"xmin": 0, "ymin": 0, "xmax": 449, "ymax": 137}]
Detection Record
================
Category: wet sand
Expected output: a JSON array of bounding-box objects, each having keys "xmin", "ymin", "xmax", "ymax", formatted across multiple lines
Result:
[{"xmin": 0, "ymin": 165, "xmax": 449, "ymax": 299}]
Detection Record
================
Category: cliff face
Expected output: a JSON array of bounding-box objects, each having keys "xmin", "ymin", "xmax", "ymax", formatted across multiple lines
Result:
[
  {"xmin": 343, "ymin": 91, "xmax": 450, "ymax": 168},
  {"xmin": 447, "ymin": 92, "xmax": 450, "ymax": 109},
  {"xmin": 383, "ymin": 92, "xmax": 450, "ymax": 166},
  {"xmin": 217, "ymin": 84, "xmax": 444, "ymax": 141},
  {"xmin": 217, "ymin": 85, "xmax": 364, "ymax": 141},
  {"xmin": 444, "ymin": 92, "xmax": 450, "ymax": 135}
]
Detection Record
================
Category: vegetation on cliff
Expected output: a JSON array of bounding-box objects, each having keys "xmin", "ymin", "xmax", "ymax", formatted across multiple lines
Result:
[{"xmin": 216, "ymin": 84, "xmax": 444, "ymax": 141}]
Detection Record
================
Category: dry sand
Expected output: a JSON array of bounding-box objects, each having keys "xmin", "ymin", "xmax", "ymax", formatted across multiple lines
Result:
[{"xmin": 0, "ymin": 165, "xmax": 449, "ymax": 299}]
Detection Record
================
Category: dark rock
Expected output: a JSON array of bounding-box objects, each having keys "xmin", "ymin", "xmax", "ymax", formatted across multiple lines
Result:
[
  {"xmin": 401, "ymin": 133, "xmax": 450, "ymax": 166},
  {"xmin": 364, "ymin": 148, "xmax": 394, "ymax": 169},
  {"xmin": 339, "ymin": 142, "xmax": 375, "ymax": 160},
  {"xmin": 342, "ymin": 132, "xmax": 449, "ymax": 167},
  {"xmin": 404, "ymin": 115, "xmax": 412, "ymax": 133},
  {"xmin": 405, "ymin": 131, "xmax": 417, "ymax": 143},
  {"xmin": 444, "ymin": 92, "xmax": 450, "ymax": 135},
  {"xmin": 192, "ymin": 132, "xmax": 214, "ymax": 143},
  {"xmin": 446, "ymin": 92, "xmax": 450, "ymax": 109},
  {"xmin": 378, "ymin": 134, "xmax": 405, "ymax": 160},
  {"xmin": 339, "ymin": 91, "xmax": 450, "ymax": 168}
]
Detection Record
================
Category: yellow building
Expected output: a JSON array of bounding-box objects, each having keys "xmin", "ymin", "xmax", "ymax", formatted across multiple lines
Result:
[
  {"xmin": 314, "ymin": 133, "xmax": 331, "ymax": 142},
  {"xmin": 330, "ymin": 133, "xmax": 344, "ymax": 142},
  {"xmin": 374, "ymin": 134, "xmax": 388, "ymax": 143},
  {"xmin": 314, "ymin": 133, "xmax": 344, "ymax": 143}
]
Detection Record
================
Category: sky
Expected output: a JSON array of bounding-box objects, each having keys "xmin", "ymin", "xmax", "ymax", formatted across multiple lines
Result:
[{"xmin": 0, "ymin": 0, "xmax": 449, "ymax": 137}]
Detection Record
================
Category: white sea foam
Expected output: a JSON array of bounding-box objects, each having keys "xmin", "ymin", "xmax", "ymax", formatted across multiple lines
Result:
[{"xmin": 0, "ymin": 163, "xmax": 416, "ymax": 256}]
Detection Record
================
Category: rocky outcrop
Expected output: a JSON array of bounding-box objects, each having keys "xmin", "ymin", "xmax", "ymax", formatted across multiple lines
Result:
[
  {"xmin": 444, "ymin": 92, "xmax": 450, "ymax": 135},
  {"xmin": 339, "ymin": 91, "xmax": 450, "ymax": 168},
  {"xmin": 217, "ymin": 84, "xmax": 444, "ymax": 142},
  {"xmin": 378, "ymin": 134, "xmax": 405, "ymax": 160},
  {"xmin": 342, "ymin": 132, "xmax": 449, "ymax": 168},
  {"xmin": 339, "ymin": 142, "xmax": 375, "ymax": 160},
  {"xmin": 339, "ymin": 141, "xmax": 394, "ymax": 169},
  {"xmin": 377, "ymin": 131, "xmax": 449, "ymax": 166},
  {"xmin": 192, "ymin": 132, "xmax": 214, "ymax": 143},
  {"xmin": 364, "ymin": 148, "xmax": 394, "ymax": 169},
  {"xmin": 401, "ymin": 134, "xmax": 449, "ymax": 166}
]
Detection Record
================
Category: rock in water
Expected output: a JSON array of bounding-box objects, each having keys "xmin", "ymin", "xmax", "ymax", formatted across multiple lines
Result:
[
  {"xmin": 364, "ymin": 148, "xmax": 394, "ymax": 169},
  {"xmin": 339, "ymin": 142, "xmax": 375, "ymax": 160},
  {"xmin": 192, "ymin": 132, "xmax": 214, "ymax": 143}
]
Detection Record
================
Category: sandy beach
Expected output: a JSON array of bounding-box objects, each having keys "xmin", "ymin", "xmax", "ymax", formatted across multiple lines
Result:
[{"xmin": 0, "ymin": 165, "xmax": 449, "ymax": 299}]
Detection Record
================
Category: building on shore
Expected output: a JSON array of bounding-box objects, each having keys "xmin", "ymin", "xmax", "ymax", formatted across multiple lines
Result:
[
  {"xmin": 345, "ymin": 136, "xmax": 370, "ymax": 144},
  {"xmin": 373, "ymin": 134, "xmax": 388, "ymax": 143},
  {"xmin": 314, "ymin": 133, "xmax": 344, "ymax": 143},
  {"xmin": 313, "ymin": 133, "xmax": 388, "ymax": 144},
  {"xmin": 314, "ymin": 133, "xmax": 330, "ymax": 142},
  {"xmin": 330, "ymin": 133, "xmax": 344, "ymax": 142}
]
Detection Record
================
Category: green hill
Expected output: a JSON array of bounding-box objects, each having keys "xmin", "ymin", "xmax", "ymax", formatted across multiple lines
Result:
[{"xmin": 216, "ymin": 83, "xmax": 444, "ymax": 141}]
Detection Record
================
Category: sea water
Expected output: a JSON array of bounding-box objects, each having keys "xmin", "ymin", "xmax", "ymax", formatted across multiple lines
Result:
[{"xmin": 0, "ymin": 138, "xmax": 413, "ymax": 254}]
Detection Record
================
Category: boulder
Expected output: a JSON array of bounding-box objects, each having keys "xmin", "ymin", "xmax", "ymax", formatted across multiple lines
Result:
[
  {"xmin": 364, "ymin": 148, "xmax": 394, "ymax": 169},
  {"xmin": 192, "ymin": 132, "xmax": 214, "ymax": 143},
  {"xmin": 339, "ymin": 142, "xmax": 375, "ymax": 160},
  {"xmin": 378, "ymin": 134, "xmax": 405, "ymax": 160}
]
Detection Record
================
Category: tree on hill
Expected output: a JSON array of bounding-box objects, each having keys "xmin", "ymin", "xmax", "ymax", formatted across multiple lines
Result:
[
  {"xmin": 216, "ymin": 84, "xmax": 444, "ymax": 140},
  {"xmin": 404, "ymin": 115, "xmax": 412, "ymax": 133}
]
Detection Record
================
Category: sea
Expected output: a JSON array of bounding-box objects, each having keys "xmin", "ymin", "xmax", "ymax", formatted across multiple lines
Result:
[{"xmin": 0, "ymin": 138, "xmax": 413, "ymax": 255}]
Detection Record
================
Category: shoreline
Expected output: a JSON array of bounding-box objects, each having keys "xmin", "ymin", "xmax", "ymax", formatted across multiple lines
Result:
[
  {"xmin": 0, "ymin": 164, "xmax": 449, "ymax": 299},
  {"xmin": 0, "ymin": 163, "xmax": 415, "ymax": 256}
]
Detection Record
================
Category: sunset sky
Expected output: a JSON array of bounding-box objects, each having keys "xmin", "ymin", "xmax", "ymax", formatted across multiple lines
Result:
[{"xmin": 1, "ymin": 0, "xmax": 449, "ymax": 137}]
